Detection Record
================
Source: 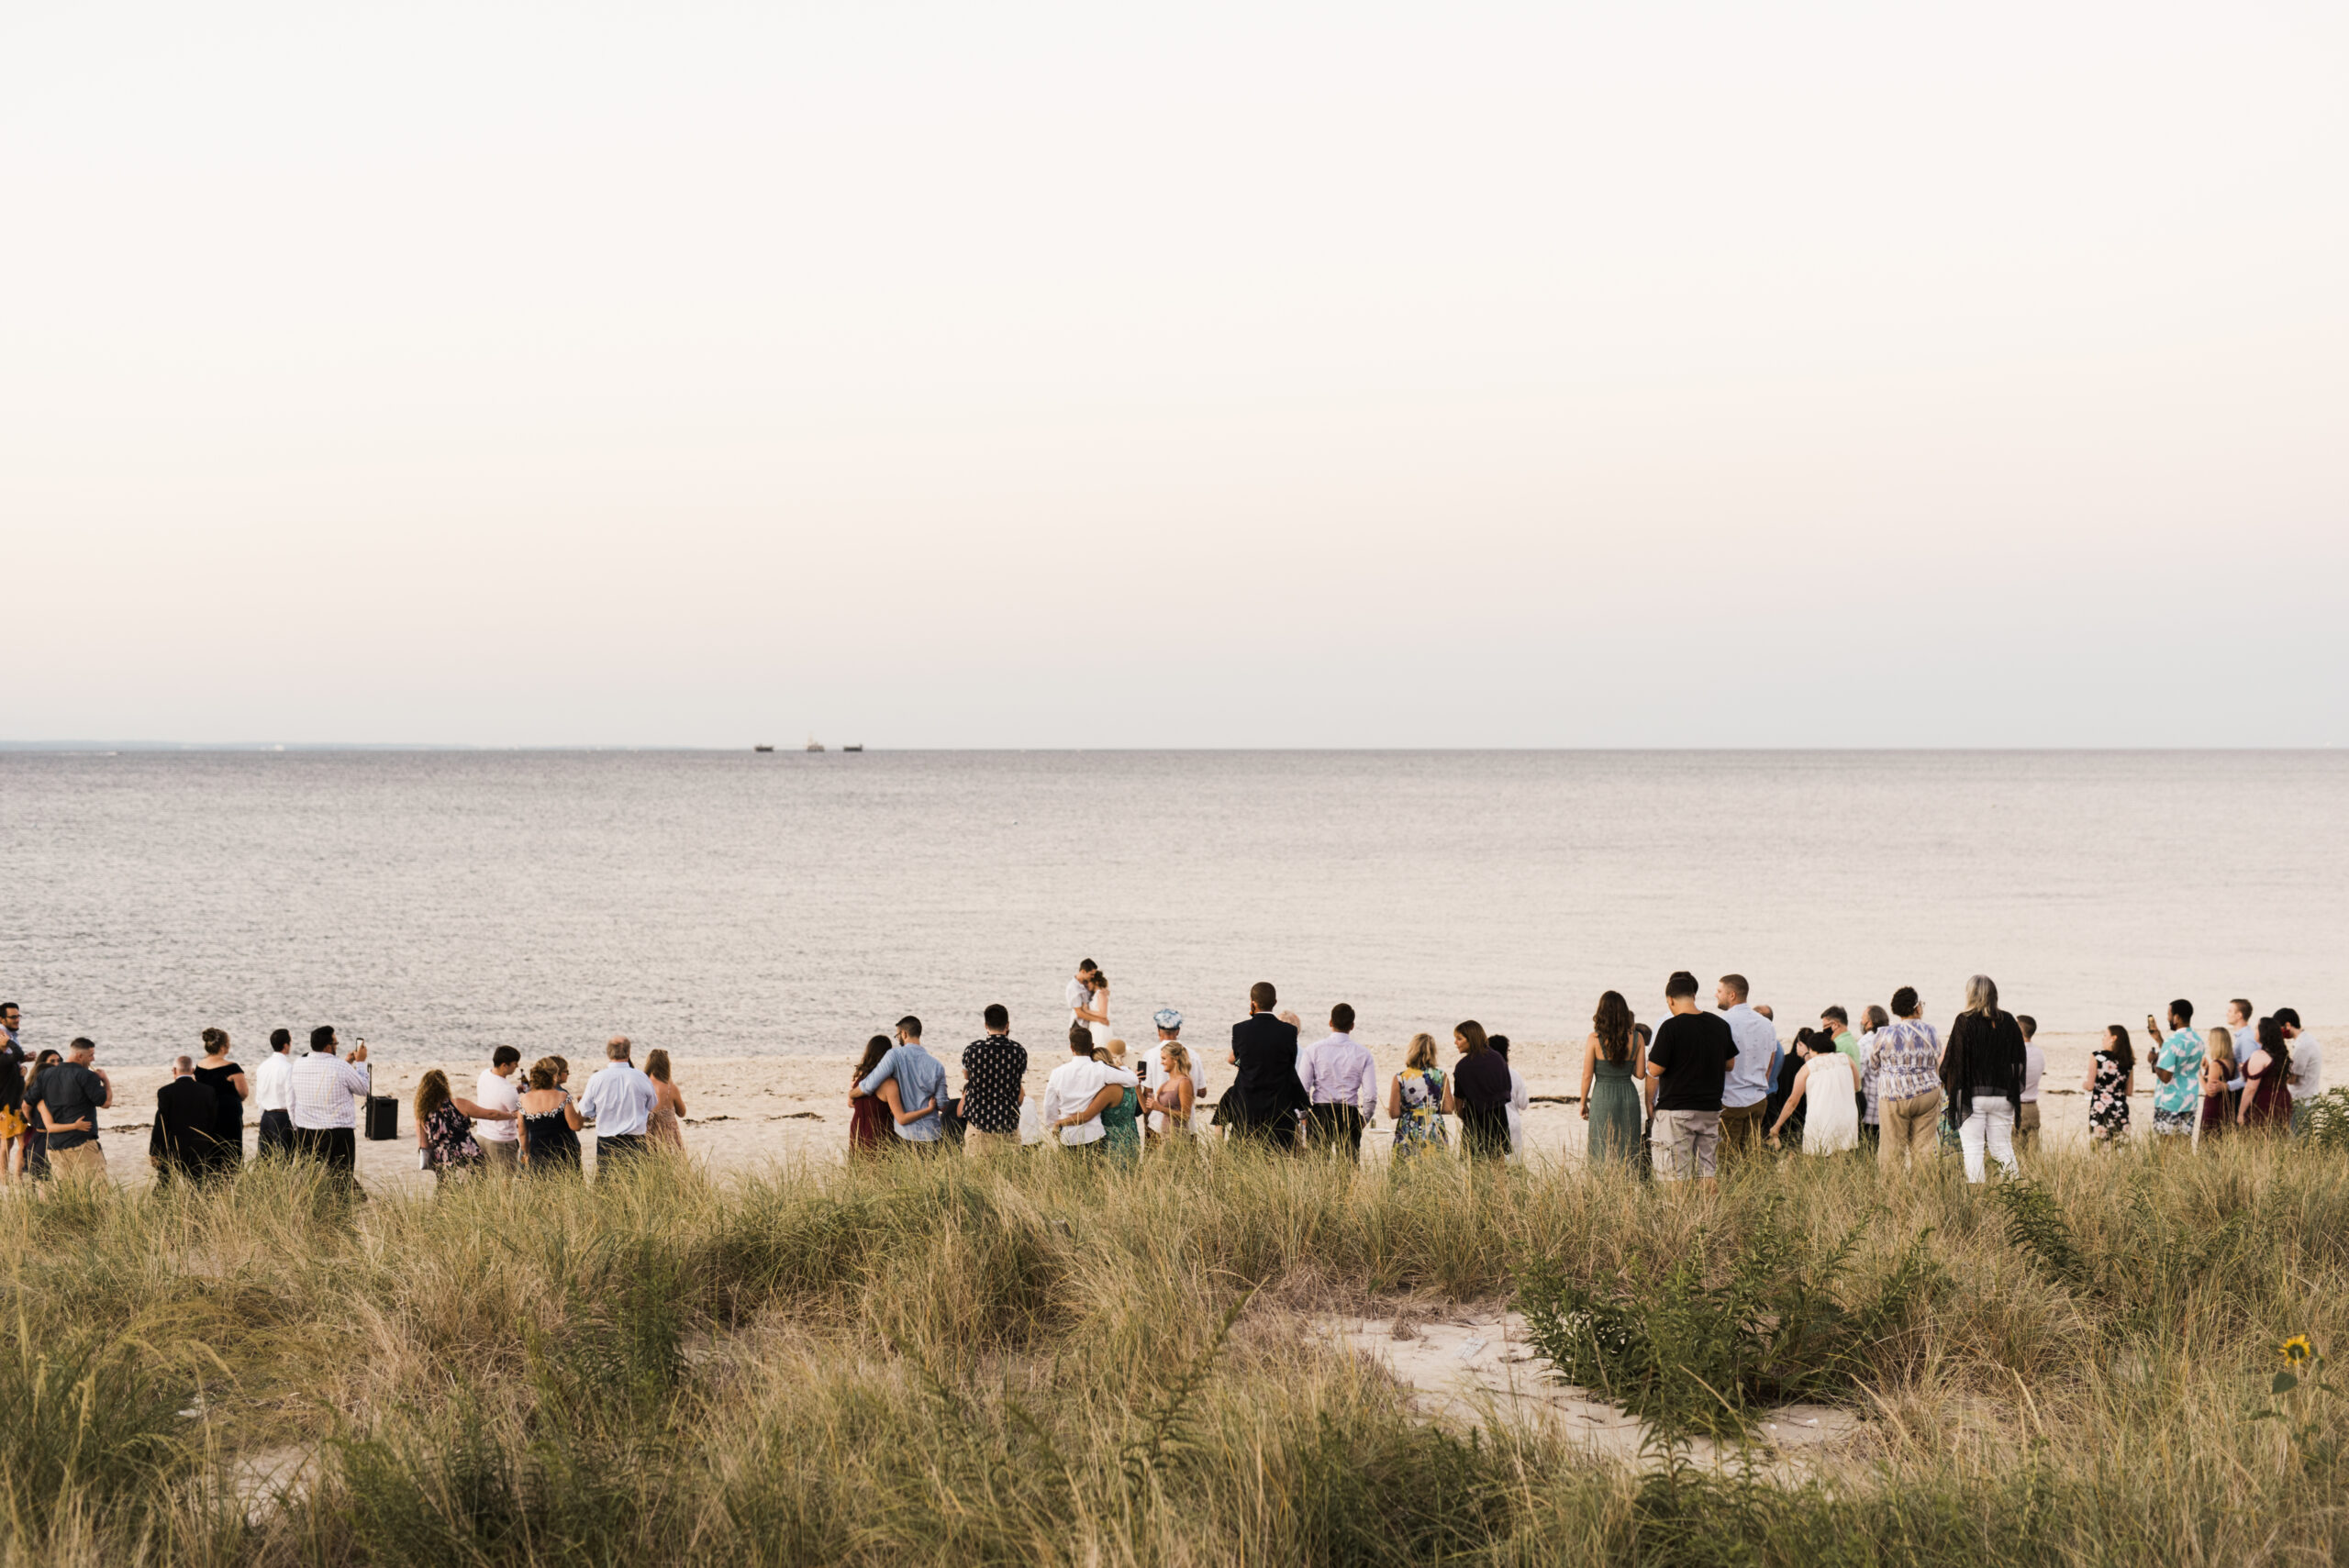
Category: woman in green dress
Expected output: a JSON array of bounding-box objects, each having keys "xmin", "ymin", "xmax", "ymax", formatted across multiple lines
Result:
[
  {"xmin": 1578, "ymin": 990, "xmax": 1646, "ymax": 1164},
  {"xmin": 1097, "ymin": 1041, "xmax": 1142, "ymax": 1166}
]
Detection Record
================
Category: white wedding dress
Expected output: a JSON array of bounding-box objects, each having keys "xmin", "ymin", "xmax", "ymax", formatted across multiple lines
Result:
[{"xmin": 1803, "ymin": 1051, "xmax": 1859, "ymax": 1153}]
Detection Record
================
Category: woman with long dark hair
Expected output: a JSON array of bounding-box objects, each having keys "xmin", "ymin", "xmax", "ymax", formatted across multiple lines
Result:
[
  {"xmin": 1767, "ymin": 1029, "xmax": 1858, "ymax": 1155},
  {"xmin": 1941, "ymin": 974, "xmax": 2027, "ymax": 1183},
  {"xmin": 1579, "ymin": 991, "xmax": 1644, "ymax": 1164},
  {"xmin": 2238, "ymin": 1018, "xmax": 2293, "ymax": 1131},
  {"xmin": 848, "ymin": 1034, "xmax": 893, "ymax": 1157},
  {"xmin": 2084, "ymin": 1025, "xmax": 2134, "ymax": 1144}
]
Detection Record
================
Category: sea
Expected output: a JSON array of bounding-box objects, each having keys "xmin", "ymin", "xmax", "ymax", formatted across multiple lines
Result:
[{"xmin": 2, "ymin": 749, "xmax": 2341, "ymax": 1062}]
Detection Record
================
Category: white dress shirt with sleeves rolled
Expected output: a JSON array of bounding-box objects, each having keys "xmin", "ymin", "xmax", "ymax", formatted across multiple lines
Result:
[
  {"xmin": 289, "ymin": 1051, "xmax": 371, "ymax": 1130},
  {"xmin": 1041, "ymin": 1056, "xmax": 1136, "ymax": 1147},
  {"xmin": 576, "ymin": 1062, "xmax": 660, "ymax": 1137},
  {"xmin": 1298, "ymin": 1033, "xmax": 1377, "ymax": 1116},
  {"xmin": 252, "ymin": 1051, "xmax": 297, "ymax": 1114}
]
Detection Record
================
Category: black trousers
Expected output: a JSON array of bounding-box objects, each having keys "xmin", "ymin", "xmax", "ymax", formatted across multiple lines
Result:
[
  {"xmin": 596, "ymin": 1132, "xmax": 648, "ymax": 1180},
  {"xmin": 1458, "ymin": 1104, "xmax": 1510, "ymax": 1162},
  {"xmin": 294, "ymin": 1126, "xmax": 357, "ymax": 1170},
  {"xmin": 257, "ymin": 1109, "xmax": 295, "ymax": 1159},
  {"xmin": 1307, "ymin": 1103, "xmax": 1364, "ymax": 1160},
  {"xmin": 1226, "ymin": 1113, "xmax": 1300, "ymax": 1152}
]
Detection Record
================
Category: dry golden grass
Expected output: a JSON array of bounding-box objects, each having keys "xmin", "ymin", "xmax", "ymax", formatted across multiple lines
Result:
[{"xmin": 0, "ymin": 1122, "xmax": 2342, "ymax": 1564}]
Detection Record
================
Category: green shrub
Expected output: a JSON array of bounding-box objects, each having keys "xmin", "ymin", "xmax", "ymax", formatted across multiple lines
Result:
[{"xmin": 1516, "ymin": 1201, "xmax": 1941, "ymax": 1440}]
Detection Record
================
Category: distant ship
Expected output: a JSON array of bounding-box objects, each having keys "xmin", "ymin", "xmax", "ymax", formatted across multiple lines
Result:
[
  {"xmin": 805, "ymin": 736, "xmax": 825, "ymax": 752},
  {"xmin": 842, "ymin": 743, "xmax": 863, "ymax": 752},
  {"xmin": 752, "ymin": 743, "xmax": 774, "ymax": 753}
]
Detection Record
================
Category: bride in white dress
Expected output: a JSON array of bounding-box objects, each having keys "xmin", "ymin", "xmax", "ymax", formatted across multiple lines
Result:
[
  {"xmin": 1072, "ymin": 971, "xmax": 1110, "ymax": 1050},
  {"xmin": 1768, "ymin": 1032, "xmax": 1860, "ymax": 1154}
]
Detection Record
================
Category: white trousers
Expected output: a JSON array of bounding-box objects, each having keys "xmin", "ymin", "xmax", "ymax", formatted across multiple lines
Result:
[{"xmin": 1959, "ymin": 1096, "xmax": 2018, "ymax": 1184}]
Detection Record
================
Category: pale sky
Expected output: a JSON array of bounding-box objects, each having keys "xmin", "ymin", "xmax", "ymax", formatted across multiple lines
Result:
[{"xmin": 5, "ymin": 1, "xmax": 2344, "ymax": 747}]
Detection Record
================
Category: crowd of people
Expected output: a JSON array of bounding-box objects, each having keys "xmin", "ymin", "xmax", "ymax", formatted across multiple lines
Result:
[
  {"xmin": 836, "ymin": 962, "xmax": 2327, "ymax": 1187},
  {"xmin": 0, "ymin": 970, "xmax": 2324, "ymax": 1190},
  {"xmin": 0, "ymin": 1006, "xmax": 692, "ymax": 1188}
]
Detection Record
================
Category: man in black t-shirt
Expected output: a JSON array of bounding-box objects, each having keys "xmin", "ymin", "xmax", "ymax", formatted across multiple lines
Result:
[
  {"xmin": 1644, "ymin": 972, "xmax": 1738, "ymax": 1188},
  {"xmin": 36, "ymin": 1037, "xmax": 113, "ymax": 1180}
]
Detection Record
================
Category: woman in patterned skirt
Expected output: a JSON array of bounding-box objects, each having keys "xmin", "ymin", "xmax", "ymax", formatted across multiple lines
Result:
[{"xmin": 2084, "ymin": 1025, "xmax": 2134, "ymax": 1144}]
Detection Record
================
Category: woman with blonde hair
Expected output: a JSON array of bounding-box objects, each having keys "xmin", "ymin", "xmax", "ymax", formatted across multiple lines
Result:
[
  {"xmin": 1940, "ymin": 973, "xmax": 2027, "ymax": 1183},
  {"xmin": 518, "ymin": 1056, "xmax": 584, "ymax": 1175},
  {"xmin": 1152, "ymin": 1040, "xmax": 1196, "ymax": 1138},
  {"xmin": 1386, "ymin": 1032, "xmax": 1453, "ymax": 1162},
  {"xmin": 644, "ymin": 1048, "xmax": 686, "ymax": 1151},
  {"xmin": 2199, "ymin": 1028, "xmax": 2236, "ymax": 1145},
  {"xmin": 413, "ymin": 1068, "xmax": 514, "ymax": 1183}
]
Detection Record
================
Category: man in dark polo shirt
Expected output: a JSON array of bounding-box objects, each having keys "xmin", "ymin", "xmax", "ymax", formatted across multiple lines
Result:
[{"xmin": 1644, "ymin": 971, "xmax": 1737, "ymax": 1190}]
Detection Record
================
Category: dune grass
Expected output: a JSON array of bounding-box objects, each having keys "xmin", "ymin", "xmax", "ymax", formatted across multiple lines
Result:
[{"xmin": 0, "ymin": 1124, "xmax": 2342, "ymax": 1565}]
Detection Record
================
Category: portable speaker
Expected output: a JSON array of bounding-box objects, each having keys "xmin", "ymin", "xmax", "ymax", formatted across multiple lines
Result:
[{"xmin": 363, "ymin": 1095, "xmax": 399, "ymax": 1141}]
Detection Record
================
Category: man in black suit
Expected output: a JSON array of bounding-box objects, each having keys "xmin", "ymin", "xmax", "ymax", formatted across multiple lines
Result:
[
  {"xmin": 149, "ymin": 1056, "xmax": 216, "ymax": 1185},
  {"xmin": 1227, "ymin": 982, "xmax": 1306, "ymax": 1149}
]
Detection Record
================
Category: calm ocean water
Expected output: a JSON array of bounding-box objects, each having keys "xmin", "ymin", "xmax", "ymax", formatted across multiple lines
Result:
[{"xmin": 2, "ymin": 750, "xmax": 2341, "ymax": 1062}]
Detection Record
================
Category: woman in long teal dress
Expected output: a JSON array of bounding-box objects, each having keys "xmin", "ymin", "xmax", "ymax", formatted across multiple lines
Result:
[{"xmin": 1579, "ymin": 990, "xmax": 1646, "ymax": 1165}]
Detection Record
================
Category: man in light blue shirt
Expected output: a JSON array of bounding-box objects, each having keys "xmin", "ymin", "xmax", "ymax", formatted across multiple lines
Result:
[
  {"xmin": 857, "ymin": 1015, "xmax": 946, "ymax": 1145},
  {"xmin": 1716, "ymin": 974, "xmax": 1778, "ymax": 1159},
  {"xmin": 576, "ymin": 1035, "xmax": 662, "ymax": 1178}
]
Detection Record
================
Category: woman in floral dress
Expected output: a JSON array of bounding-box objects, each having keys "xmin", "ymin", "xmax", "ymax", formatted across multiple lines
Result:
[
  {"xmin": 413, "ymin": 1068, "xmax": 510, "ymax": 1184},
  {"xmin": 1386, "ymin": 1032, "xmax": 1453, "ymax": 1162},
  {"xmin": 2083, "ymin": 1025, "xmax": 2134, "ymax": 1144}
]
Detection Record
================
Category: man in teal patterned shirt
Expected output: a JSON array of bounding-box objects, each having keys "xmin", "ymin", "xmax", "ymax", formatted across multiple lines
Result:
[{"xmin": 2143, "ymin": 998, "xmax": 2203, "ymax": 1140}]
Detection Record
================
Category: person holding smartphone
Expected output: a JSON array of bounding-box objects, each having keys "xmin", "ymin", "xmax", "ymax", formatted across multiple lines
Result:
[{"xmin": 2143, "ymin": 1001, "xmax": 2203, "ymax": 1142}]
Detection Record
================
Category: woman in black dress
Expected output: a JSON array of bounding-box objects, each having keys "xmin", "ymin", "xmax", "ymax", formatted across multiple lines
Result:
[
  {"xmin": 192, "ymin": 1028, "xmax": 250, "ymax": 1178},
  {"xmin": 518, "ymin": 1057, "xmax": 584, "ymax": 1176}
]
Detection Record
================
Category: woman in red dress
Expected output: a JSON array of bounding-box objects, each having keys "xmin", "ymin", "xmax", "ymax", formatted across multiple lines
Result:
[{"xmin": 848, "ymin": 1034, "xmax": 893, "ymax": 1157}]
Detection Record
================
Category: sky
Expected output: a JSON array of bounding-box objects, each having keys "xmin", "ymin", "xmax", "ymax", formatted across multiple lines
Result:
[{"xmin": 4, "ymin": 0, "xmax": 2344, "ymax": 748}]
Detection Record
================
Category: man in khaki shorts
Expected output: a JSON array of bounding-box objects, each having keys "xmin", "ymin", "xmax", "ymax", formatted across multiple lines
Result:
[
  {"xmin": 1645, "ymin": 971, "xmax": 1738, "ymax": 1190},
  {"xmin": 34, "ymin": 1036, "xmax": 113, "ymax": 1178}
]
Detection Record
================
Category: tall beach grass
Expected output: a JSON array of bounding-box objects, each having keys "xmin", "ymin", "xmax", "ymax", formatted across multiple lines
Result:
[{"xmin": 0, "ymin": 1123, "xmax": 2342, "ymax": 1564}]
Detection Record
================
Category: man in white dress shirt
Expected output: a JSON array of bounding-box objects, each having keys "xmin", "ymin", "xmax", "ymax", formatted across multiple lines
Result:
[
  {"xmin": 251, "ymin": 1028, "xmax": 299, "ymax": 1160},
  {"xmin": 289, "ymin": 1025, "xmax": 372, "ymax": 1189},
  {"xmin": 1299, "ymin": 1004, "xmax": 1377, "ymax": 1160},
  {"xmin": 575, "ymin": 1035, "xmax": 660, "ymax": 1180},
  {"xmin": 474, "ymin": 1046, "xmax": 524, "ymax": 1174},
  {"xmin": 1041, "ymin": 1028, "xmax": 1137, "ymax": 1153}
]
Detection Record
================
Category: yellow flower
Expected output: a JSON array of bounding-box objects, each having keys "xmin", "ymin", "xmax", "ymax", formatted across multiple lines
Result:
[{"xmin": 2280, "ymin": 1335, "xmax": 2314, "ymax": 1365}]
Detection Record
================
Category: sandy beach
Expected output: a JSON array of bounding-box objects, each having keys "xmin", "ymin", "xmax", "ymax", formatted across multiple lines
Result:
[{"xmin": 59, "ymin": 1026, "xmax": 2303, "ymax": 1195}]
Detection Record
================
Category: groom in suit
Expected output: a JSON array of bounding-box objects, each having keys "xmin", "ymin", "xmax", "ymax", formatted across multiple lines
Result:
[{"xmin": 1227, "ymin": 982, "xmax": 1307, "ymax": 1149}]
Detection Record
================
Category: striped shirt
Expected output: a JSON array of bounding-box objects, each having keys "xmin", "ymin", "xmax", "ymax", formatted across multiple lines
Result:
[{"xmin": 1869, "ymin": 1019, "xmax": 1943, "ymax": 1104}]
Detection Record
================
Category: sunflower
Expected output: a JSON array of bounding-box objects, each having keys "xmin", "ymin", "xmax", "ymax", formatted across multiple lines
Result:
[{"xmin": 2279, "ymin": 1335, "xmax": 2314, "ymax": 1365}]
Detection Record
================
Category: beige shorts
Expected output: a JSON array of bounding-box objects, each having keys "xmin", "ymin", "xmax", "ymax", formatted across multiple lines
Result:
[{"xmin": 1651, "ymin": 1109, "xmax": 1721, "ymax": 1182}]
